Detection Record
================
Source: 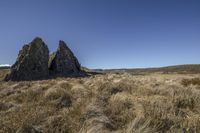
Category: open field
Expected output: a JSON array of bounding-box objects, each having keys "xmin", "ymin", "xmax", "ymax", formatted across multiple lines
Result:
[{"xmin": 1, "ymin": 69, "xmax": 200, "ymax": 133}]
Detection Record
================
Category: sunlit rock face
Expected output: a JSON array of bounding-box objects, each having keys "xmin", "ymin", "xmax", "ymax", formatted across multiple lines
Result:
[
  {"xmin": 49, "ymin": 40, "xmax": 81, "ymax": 76},
  {"xmin": 5, "ymin": 37, "xmax": 49, "ymax": 81}
]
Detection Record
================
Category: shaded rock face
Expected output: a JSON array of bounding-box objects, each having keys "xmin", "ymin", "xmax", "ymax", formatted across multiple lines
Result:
[
  {"xmin": 49, "ymin": 40, "xmax": 81, "ymax": 76},
  {"xmin": 5, "ymin": 37, "xmax": 49, "ymax": 81}
]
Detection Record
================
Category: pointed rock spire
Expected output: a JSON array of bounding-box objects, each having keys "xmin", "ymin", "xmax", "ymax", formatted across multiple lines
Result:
[
  {"xmin": 5, "ymin": 37, "xmax": 49, "ymax": 81},
  {"xmin": 49, "ymin": 40, "xmax": 81, "ymax": 76}
]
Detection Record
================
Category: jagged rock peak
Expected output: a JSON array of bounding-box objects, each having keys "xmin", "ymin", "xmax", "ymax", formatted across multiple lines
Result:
[
  {"xmin": 59, "ymin": 40, "xmax": 67, "ymax": 48},
  {"xmin": 32, "ymin": 37, "xmax": 43, "ymax": 42},
  {"xmin": 5, "ymin": 37, "xmax": 49, "ymax": 81},
  {"xmin": 49, "ymin": 40, "xmax": 81, "ymax": 76}
]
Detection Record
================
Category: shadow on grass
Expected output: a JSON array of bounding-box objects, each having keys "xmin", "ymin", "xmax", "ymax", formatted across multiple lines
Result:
[{"xmin": 2, "ymin": 69, "xmax": 103, "ymax": 82}]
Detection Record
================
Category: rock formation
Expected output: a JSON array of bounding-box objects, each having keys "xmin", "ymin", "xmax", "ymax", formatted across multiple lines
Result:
[
  {"xmin": 5, "ymin": 37, "xmax": 49, "ymax": 81},
  {"xmin": 4, "ymin": 37, "xmax": 83, "ymax": 81},
  {"xmin": 48, "ymin": 40, "xmax": 81, "ymax": 76}
]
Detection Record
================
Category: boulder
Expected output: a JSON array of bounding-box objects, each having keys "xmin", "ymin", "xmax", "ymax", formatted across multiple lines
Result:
[
  {"xmin": 49, "ymin": 40, "xmax": 81, "ymax": 76},
  {"xmin": 5, "ymin": 37, "xmax": 49, "ymax": 81}
]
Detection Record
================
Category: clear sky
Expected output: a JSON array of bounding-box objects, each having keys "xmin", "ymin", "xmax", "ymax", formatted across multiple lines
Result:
[{"xmin": 0, "ymin": 0, "xmax": 199, "ymax": 69}]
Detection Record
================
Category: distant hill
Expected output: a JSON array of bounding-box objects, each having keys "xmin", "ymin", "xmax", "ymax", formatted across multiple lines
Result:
[
  {"xmin": 0, "ymin": 64, "xmax": 11, "ymax": 70},
  {"xmin": 97, "ymin": 64, "xmax": 200, "ymax": 74},
  {"xmin": 1, "ymin": 64, "xmax": 200, "ymax": 74}
]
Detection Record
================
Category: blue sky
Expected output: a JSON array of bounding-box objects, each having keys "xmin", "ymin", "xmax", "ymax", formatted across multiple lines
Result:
[{"xmin": 0, "ymin": 0, "xmax": 200, "ymax": 69}]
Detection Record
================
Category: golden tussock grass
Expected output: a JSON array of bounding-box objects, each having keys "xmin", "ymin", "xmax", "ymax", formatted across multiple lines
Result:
[{"xmin": 1, "ymin": 71, "xmax": 200, "ymax": 133}]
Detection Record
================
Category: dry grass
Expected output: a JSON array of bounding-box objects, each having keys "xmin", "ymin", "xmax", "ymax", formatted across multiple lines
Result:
[
  {"xmin": 0, "ymin": 69, "xmax": 9, "ymax": 81},
  {"xmin": 181, "ymin": 78, "xmax": 200, "ymax": 87},
  {"xmin": 1, "ymin": 70, "xmax": 200, "ymax": 133}
]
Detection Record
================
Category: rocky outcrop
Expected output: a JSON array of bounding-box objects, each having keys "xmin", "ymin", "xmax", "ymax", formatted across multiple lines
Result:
[
  {"xmin": 5, "ymin": 37, "xmax": 49, "ymax": 81},
  {"xmin": 4, "ymin": 37, "xmax": 83, "ymax": 81},
  {"xmin": 48, "ymin": 40, "xmax": 81, "ymax": 76}
]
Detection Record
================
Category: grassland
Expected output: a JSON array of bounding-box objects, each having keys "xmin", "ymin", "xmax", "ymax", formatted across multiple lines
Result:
[
  {"xmin": 1, "ymin": 68, "xmax": 200, "ymax": 133},
  {"xmin": 102, "ymin": 64, "xmax": 200, "ymax": 75}
]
